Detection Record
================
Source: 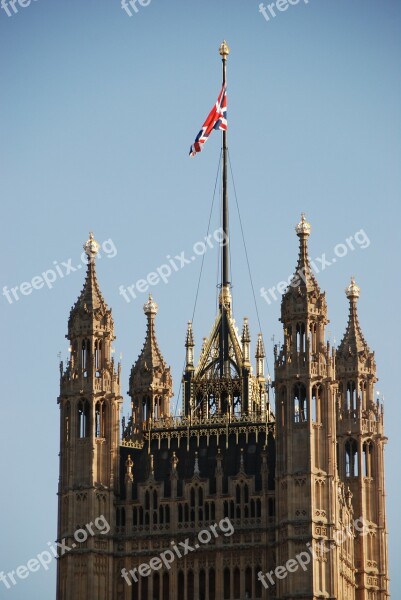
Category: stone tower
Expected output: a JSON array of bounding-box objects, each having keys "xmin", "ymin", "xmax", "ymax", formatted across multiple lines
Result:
[
  {"xmin": 274, "ymin": 214, "xmax": 356, "ymax": 599},
  {"xmin": 56, "ymin": 221, "xmax": 389, "ymax": 600},
  {"xmin": 56, "ymin": 233, "xmax": 122, "ymax": 600},
  {"xmin": 336, "ymin": 278, "xmax": 389, "ymax": 599}
]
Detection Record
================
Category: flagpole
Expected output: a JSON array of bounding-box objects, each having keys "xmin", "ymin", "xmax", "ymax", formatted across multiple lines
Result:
[
  {"xmin": 219, "ymin": 40, "xmax": 230, "ymax": 290},
  {"xmin": 219, "ymin": 40, "xmax": 230, "ymax": 380}
]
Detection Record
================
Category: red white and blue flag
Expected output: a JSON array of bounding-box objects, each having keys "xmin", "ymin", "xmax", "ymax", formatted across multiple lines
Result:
[{"xmin": 189, "ymin": 84, "xmax": 227, "ymax": 156}]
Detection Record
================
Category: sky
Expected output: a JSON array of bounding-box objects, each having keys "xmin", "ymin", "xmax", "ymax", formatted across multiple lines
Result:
[{"xmin": 0, "ymin": 0, "xmax": 400, "ymax": 597}]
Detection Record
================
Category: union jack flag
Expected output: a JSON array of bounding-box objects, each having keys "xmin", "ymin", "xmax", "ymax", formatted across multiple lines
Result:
[{"xmin": 189, "ymin": 84, "xmax": 227, "ymax": 156}]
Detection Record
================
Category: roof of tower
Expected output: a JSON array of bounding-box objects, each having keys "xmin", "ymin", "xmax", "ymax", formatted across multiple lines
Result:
[
  {"xmin": 337, "ymin": 277, "xmax": 371, "ymax": 359},
  {"xmin": 291, "ymin": 213, "xmax": 320, "ymax": 293},
  {"xmin": 68, "ymin": 233, "xmax": 111, "ymax": 330},
  {"xmin": 129, "ymin": 294, "xmax": 172, "ymax": 395},
  {"xmin": 280, "ymin": 214, "xmax": 326, "ymax": 318}
]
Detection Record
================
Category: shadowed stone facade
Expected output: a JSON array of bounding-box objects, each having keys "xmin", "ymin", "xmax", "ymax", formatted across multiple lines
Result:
[{"xmin": 56, "ymin": 221, "xmax": 389, "ymax": 600}]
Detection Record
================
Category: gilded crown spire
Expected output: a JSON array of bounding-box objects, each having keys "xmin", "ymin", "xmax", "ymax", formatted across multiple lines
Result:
[
  {"xmin": 286, "ymin": 213, "xmax": 320, "ymax": 295},
  {"xmin": 68, "ymin": 232, "xmax": 111, "ymax": 332},
  {"xmin": 337, "ymin": 277, "xmax": 370, "ymax": 358}
]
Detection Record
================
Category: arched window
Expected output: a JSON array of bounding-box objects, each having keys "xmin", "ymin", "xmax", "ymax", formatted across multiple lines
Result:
[
  {"xmin": 293, "ymin": 383, "xmax": 307, "ymax": 422},
  {"xmin": 224, "ymin": 568, "xmax": 230, "ymax": 599},
  {"xmin": 153, "ymin": 573, "xmax": 160, "ymax": 599},
  {"xmin": 187, "ymin": 571, "xmax": 194, "ymax": 598},
  {"xmin": 346, "ymin": 381, "xmax": 357, "ymax": 413},
  {"xmin": 64, "ymin": 402, "xmax": 70, "ymax": 442},
  {"xmin": 236, "ymin": 484, "xmax": 241, "ymax": 504},
  {"xmin": 78, "ymin": 400, "xmax": 89, "ymax": 438},
  {"xmin": 345, "ymin": 439, "xmax": 359, "ymax": 477},
  {"xmin": 81, "ymin": 339, "xmax": 90, "ymax": 372},
  {"xmin": 163, "ymin": 572, "xmax": 169, "ymax": 600},
  {"xmin": 280, "ymin": 386, "xmax": 286, "ymax": 426},
  {"xmin": 234, "ymin": 567, "xmax": 240, "ymax": 593},
  {"xmin": 145, "ymin": 491, "xmax": 150, "ymax": 511},
  {"xmin": 296, "ymin": 322, "xmax": 305, "ymax": 352},
  {"xmin": 255, "ymin": 565, "xmax": 262, "ymax": 598},
  {"xmin": 309, "ymin": 322, "xmax": 317, "ymax": 354},
  {"xmin": 312, "ymin": 385, "xmax": 322, "ymax": 423},
  {"xmin": 363, "ymin": 441, "xmax": 374, "ymax": 477},
  {"xmin": 245, "ymin": 567, "xmax": 252, "ymax": 599},
  {"xmin": 199, "ymin": 569, "xmax": 206, "ymax": 600},
  {"xmin": 94, "ymin": 339, "xmax": 102, "ymax": 371},
  {"xmin": 178, "ymin": 571, "xmax": 184, "ymax": 595},
  {"xmin": 209, "ymin": 568, "xmax": 216, "ymax": 600},
  {"xmin": 141, "ymin": 576, "xmax": 148, "ymax": 600},
  {"xmin": 95, "ymin": 402, "xmax": 102, "ymax": 437}
]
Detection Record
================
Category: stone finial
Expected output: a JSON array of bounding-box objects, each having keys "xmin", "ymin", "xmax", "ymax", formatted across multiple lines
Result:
[
  {"xmin": 346, "ymin": 277, "xmax": 361, "ymax": 300},
  {"xmin": 83, "ymin": 231, "xmax": 100, "ymax": 259},
  {"xmin": 144, "ymin": 293, "xmax": 158, "ymax": 316},
  {"xmin": 295, "ymin": 213, "xmax": 311, "ymax": 237}
]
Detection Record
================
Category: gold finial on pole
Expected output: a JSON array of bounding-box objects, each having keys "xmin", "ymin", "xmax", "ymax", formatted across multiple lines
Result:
[{"xmin": 219, "ymin": 40, "xmax": 230, "ymax": 59}]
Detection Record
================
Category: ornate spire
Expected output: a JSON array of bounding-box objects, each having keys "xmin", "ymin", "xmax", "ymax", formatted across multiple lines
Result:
[
  {"xmin": 130, "ymin": 294, "xmax": 172, "ymax": 392},
  {"xmin": 292, "ymin": 213, "xmax": 320, "ymax": 292},
  {"xmin": 256, "ymin": 333, "xmax": 266, "ymax": 378},
  {"xmin": 241, "ymin": 317, "xmax": 251, "ymax": 344},
  {"xmin": 280, "ymin": 214, "xmax": 327, "ymax": 325},
  {"xmin": 185, "ymin": 321, "xmax": 195, "ymax": 368},
  {"xmin": 129, "ymin": 294, "xmax": 173, "ymax": 426},
  {"xmin": 68, "ymin": 232, "xmax": 110, "ymax": 329},
  {"xmin": 337, "ymin": 278, "xmax": 371, "ymax": 358}
]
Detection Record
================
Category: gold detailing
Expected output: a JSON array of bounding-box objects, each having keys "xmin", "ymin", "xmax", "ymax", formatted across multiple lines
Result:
[
  {"xmin": 83, "ymin": 231, "xmax": 100, "ymax": 259},
  {"xmin": 219, "ymin": 40, "xmax": 230, "ymax": 59},
  {"xmin": 295, "ymin": 213, "xmax": 311, "ymax": 236}
]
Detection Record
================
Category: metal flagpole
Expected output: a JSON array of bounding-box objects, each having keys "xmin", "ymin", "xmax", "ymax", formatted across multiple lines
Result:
[{"xmin": 218, "ymin": 40, "xmax": 230, "ymax": 380}]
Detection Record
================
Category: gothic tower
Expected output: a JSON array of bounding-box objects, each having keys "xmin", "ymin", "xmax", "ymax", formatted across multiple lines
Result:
[
  {"xmin": 336, "ymin": 278, "xmax": 389, "ymax": 599},
  {"xmin": 128, "ymin": 294, "xmax": 173, "ymax": 436},
  {"xmin": 274, "ymin": 215, "xmax": 356, "ymax": 599},
  {"xmin": 57, "ymin": 233, "xmax": 122, "ymax": 600}
]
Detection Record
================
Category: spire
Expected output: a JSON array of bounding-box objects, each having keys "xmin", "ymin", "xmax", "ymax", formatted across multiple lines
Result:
[
  {"xmin": 280, "ymin": 214, "xmax": 327, "ymax": 323},
  {"xmin": 129, "ymin": 294, "xmax": 173, "ymax": 425},
  {"xmin": 185, "ymin": 321, "xmax": 195, "ymax": 367},
  {"xmin": 337, "ymin": 278, "xmax": 371, "ymax": 358},
  {"xmin": 292, "ymin": 213, "xmax": 320, "ymax": 292},
  {"xmin": 68, "ymin": 232, "xmax": 110, "ymax": 329},
  {"xmin": 131, "ymin": 294, "xmax": 171, "ymax": 387},
  {"xmin": 256, "ymin": 333, "xmax": 266, "ymax": 378},
  {"xmin": 241, "ymin": 317, "xmax": 251, "ymax": 365}
]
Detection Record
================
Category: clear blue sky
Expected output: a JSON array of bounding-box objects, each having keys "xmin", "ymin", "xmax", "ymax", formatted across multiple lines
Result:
[{"xmin": 1, "ymin": 0, "xmax": 400, "ymax": 597}]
